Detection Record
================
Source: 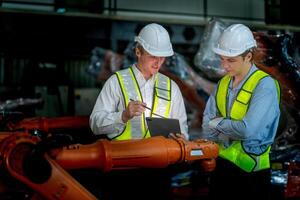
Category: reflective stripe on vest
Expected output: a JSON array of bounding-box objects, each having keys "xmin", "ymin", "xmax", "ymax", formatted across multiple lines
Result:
[
  {"xmin": 216, "ymin": 70, "xmax": 280, "ymax": 172},
  {"xmin": 113, "ymin": 67, "xmax": 171, "ymax": 140},
  {"xmin": 153, "ymin": 73, "xmax": 171, "ymax": 117}
]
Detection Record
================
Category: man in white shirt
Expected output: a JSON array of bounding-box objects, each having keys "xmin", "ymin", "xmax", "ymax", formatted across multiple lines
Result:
[{"xmin": 90, "ymin": 23, "xmax": 188, "ymax": 140}]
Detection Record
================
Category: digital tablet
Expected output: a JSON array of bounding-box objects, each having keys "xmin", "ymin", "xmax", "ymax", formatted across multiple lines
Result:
[{"xmin": 146, "ymin": 117, "xmax": 181, "ymax": 137}]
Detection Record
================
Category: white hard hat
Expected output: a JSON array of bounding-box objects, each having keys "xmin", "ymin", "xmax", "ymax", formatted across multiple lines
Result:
[
  {"xmin": 213, "ymin": 24, "xmax": 257, "ymax": 57},
  {"xmin": 134, "ymin": 23, "xmax": 174, "ymax": 57}
]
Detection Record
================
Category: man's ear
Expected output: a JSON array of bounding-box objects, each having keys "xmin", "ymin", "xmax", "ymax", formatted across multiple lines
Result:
[
  {"xmin": 135, "ymin": 48, "xmax": 141, "ymax": 57},
  {"xmin": 245, "ymin": 52, "xmax": 252, "ymax": 62}
]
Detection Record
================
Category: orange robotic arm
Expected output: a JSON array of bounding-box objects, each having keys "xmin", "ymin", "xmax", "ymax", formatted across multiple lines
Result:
[
  {"xmin": 51, "ymin": 136, "xmax": 218, "ymax": 172},
  {"xmin": 0, "ymin": 133, "xmax": 97, "ymax": 200},
  {"xmin": 0, "ymin": 133, "xmax": 218, "ymax": 200}
]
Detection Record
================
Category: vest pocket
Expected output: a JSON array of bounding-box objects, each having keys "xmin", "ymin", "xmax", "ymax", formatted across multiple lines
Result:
[
  {"xmin": 236, "ymin": 148, "xmax": 256, "ymax": 172},
  {"xmin": 155, "ymin": 87, "xmax": 171, "ymax": 101},
  {"xmin": 236, "ymin": 89, "xmax": 252, "ymax": 105},
  {"xmin": 219, "ymin": 142, "xmax": 257, "ymax": 172}
]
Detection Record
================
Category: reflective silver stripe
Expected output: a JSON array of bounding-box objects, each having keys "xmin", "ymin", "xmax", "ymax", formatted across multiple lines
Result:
[
  {"xmin": 118, "ymin": 68, "xmax": 142, "ymax": 103},
  {"xmin": 117, "ymin": 68, "xmax": 144, "ymax": 139},
  {"xmin": 154, "ymin": 73, "xmax": 171, "ymax": 117}
]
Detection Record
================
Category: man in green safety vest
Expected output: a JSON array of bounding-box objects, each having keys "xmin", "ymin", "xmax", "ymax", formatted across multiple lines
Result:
[
  {"xmin": 201, "ymin": 24, "xmax": 280, "ymax": 200},
  {"xmin": 90, "ymin": 23, "xmax": 188, "ymax": 140},
  {"xmin": 89, "ymin": 23, "xmax": 188, "ymax": 200}
]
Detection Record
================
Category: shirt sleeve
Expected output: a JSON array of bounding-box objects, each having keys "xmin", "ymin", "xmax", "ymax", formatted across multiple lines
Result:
[
  {"xmin": 169, "ymin": 81, "xmax": 189, "ymax": 140},
  {"xmin": 201, "ymin": 86, "xmax": 225, "ymax": 142},
  {"xmin": 215, "ymin": 77, "xmax": 280, "ymax": 141},
  {"xmin": 89, "ymin": 75, "xmax": 126, "ymax": 137}
]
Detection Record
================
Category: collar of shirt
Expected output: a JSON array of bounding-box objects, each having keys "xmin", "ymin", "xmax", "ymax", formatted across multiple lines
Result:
[
  {"xmin": 131, "ymin": 64, "xmax": 157, "ymax": 117},
  {"xmin": 227, "ymin": 65, "xmax": 258, "ymax": 115},
  {"xmin": 229, "ymin": 64, "xmax": 258, "ymax": 90},
  {"xmin": 131, "ymin": 64, "xmax": 157, "ymax": 87}
]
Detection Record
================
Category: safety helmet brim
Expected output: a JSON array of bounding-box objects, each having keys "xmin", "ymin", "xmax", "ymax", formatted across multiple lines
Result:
[
  {"xmin": 213, "ymin": 46, "xmax": 244, "ymax": 57},
  {"xmin": 213, "ymin": 24, "xmax": 257, "ymax": 57},
  {"xmin": 134, "ymin": 23, "xmax": 174, "ymax": 57},
  {"xmin": 135, "ymin": 36, "xmax": 174, "ymax": 57}
]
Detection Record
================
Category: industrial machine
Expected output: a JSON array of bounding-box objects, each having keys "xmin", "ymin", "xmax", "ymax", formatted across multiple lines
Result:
[{"xmin": 0, "ymin": 132, "xmax": 218, "ymax": 200}]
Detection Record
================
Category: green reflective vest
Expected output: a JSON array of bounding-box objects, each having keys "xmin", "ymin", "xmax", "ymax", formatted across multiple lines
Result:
[
  {"xmin": 113, "ymin": 67, "xmax": 171, "ymax": 140},
  {"xmin": 216, "ymin": 70, "xmax": 280, "ymax": 172}
]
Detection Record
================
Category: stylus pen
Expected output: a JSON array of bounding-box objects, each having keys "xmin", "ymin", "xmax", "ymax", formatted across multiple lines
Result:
[{"xmin": 130, "ymin": 98, "xmax": 166, "ymax": 118}]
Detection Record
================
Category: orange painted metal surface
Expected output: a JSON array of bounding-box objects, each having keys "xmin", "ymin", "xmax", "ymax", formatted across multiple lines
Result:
[
  {"xmin": 0, "ymin": 133, "xmax": 218, "ymax": 200},
  {"xmin": 0, "ymin": 133, "xmax": 97, "ymax": 200},
  {"xmin": 52, "ymin": 136, "xmax": 218, "ymax": 172}
]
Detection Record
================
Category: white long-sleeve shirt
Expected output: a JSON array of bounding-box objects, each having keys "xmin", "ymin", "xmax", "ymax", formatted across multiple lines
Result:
[{"xmin": 90, "ymin": 65, "xmax": 188, "ymax": 139}]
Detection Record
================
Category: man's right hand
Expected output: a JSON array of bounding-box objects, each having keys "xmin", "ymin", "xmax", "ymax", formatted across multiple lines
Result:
[{"xmin": 122, "ymin": 100, "xmax": 146, "ymax": 123}]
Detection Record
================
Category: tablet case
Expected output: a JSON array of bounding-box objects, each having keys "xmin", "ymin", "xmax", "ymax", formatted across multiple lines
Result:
[{"xmin": 146, "ymin": 117, "xmax": 181, "ymax": 137}]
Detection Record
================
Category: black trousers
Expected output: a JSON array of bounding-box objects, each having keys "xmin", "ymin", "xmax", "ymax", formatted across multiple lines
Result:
[{"xmin": 209, "ymin": 157, "xmax": 271, "ymax": 200}]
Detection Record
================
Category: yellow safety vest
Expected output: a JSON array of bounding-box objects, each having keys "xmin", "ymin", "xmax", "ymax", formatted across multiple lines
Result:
[
  {"xmin": 216, "ymin": 70, "xmax": 280, "ymax": 172},
  {"xmin": 113, "ymin": 67, "xmax": 171, "ymax": 140}
]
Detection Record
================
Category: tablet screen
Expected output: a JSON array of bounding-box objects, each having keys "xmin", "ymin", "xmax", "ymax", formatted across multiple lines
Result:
[{"xmin": 146, "ymin": 117, "xmax": 181, "ymax": 137}]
